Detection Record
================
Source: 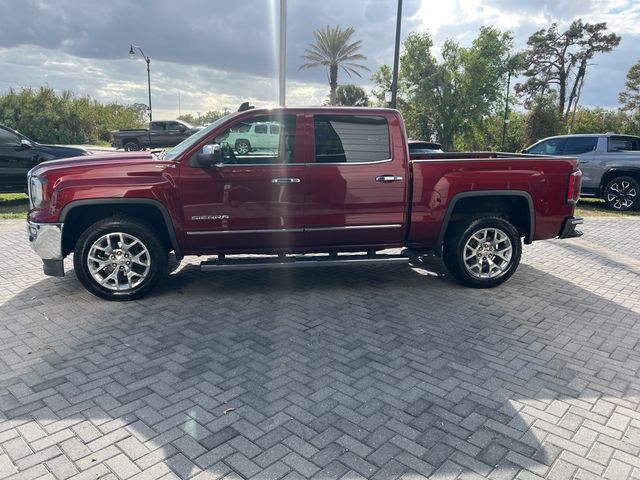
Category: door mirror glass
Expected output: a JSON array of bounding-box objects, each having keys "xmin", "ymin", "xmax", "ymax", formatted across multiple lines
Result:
[{"xmin": 19, "ymin": 139, "xmax": 33, "ymax": 150}]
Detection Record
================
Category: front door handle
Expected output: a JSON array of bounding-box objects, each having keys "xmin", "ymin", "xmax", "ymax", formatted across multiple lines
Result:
[
  {"xmin": 271, "ymin": 177, "xmax": 301, "ymax": 184},
  {"xmin": 375, "ymin": 175, "xmax": 403, "ymax": 183}
]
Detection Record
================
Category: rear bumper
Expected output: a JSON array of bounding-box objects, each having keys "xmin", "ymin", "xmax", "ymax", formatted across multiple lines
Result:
[
  {"xmin": 558, "ymin": 216, "xmax": 583, "ymax": 239},
  {"xmin": 27, "ymin": 220, "xmax": 65, "ymax": 277}
]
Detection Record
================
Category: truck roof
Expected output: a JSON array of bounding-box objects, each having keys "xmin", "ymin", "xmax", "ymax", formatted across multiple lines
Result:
[{"xmin": 231, "ymin": 106, "xmax": 401, "ymax": 115}]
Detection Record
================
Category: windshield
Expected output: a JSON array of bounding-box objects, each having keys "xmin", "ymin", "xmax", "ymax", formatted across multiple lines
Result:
[{"xmin": 163, "ymin": 114, "xmax": 234, "ymax": 161}]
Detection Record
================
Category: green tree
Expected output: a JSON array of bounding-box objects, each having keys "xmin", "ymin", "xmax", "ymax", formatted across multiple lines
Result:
[
  {"xmin": 619, "ymin": 59, "xmax": 640, "ymax": 115},
  {"xmin": 569, "ymin": 107, "xmax": 627, "ymax": 134},
  {"xmin": 516, "ymin": 20, "xmax": 620, "ymax": 125},
  {"xmin": 0, "ymin": 87, "xmax": 145, "ymax": 144},
  {"xmin": 178, "ymin": 110, "xmax": 228, "ymax": 126},
  {"xmin": 334, "ymin": 85, "xmax": 369, "ymax": 106},
  {"xmin": 523, "ymin": 93, "xmax": 563, "ymax": 145},
  {"xmin": 460, "ymin": 111, "xmax": 527, "ymax": 153},
  {"xmin": 399, "ymin": 27, "xmax": 513, "ymax": 150},
  {"xmin": 299, "ymin": 25, "xmax": 370, "ymax": 105},
  {"xmin": 370, "ymin": 64, "xmax": 392, "ymax": 106}
]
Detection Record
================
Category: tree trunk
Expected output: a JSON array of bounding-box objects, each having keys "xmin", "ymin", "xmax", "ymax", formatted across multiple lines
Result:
[
  {"xmin": 566, "ymin": 59, "xmax": 587, "ymax": 123},
  {"xmin": 558, "ymin": 69, "xmax": 566, "ymax": 118},
  {"xmin": 568, "ymin": 72, "xmax": 586, "ymax": 133},
  {"xmin": 329, "ymin": 64, "xmax": 338, "ymax": 105}
]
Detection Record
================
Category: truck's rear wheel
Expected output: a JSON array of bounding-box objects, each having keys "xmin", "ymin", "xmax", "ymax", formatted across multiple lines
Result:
[
  {"xmin": 603, "ymin": 176, "xmax": 638, "ymax": 211},
  {"xmin": 443, "ymin": 216, "xmax": 521, "ymax": 288},
  {"xmin": 73, "ymin": 216, "xmax": 167, "ymax": 300},
  {"xmin": 123, "ymin": 141, "xmax": 141, "ymax": 151}
]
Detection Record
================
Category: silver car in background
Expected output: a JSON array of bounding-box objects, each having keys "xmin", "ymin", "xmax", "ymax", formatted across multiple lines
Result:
[{"xmin": 523, "ymin": 133, "xmax": 640, "ymax": 211}]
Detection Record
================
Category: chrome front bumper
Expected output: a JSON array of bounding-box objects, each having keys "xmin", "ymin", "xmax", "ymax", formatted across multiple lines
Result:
[{"xmin": 27, "ymin": 220, "xmax": 65, "ymax": 276}]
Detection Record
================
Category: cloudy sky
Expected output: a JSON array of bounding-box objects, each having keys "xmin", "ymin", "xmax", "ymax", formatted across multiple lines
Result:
[{"xmin": 0, "ymin": 0, "xmax": 638, "ymax": 120}]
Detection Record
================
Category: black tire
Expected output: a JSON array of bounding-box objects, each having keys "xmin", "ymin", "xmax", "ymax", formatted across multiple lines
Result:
[
  {"xmin": 123, "ymin": 141, "xmax": 141, "ymax": 151},
  {"xmin": 73, "ymin": 216, "xmax": 167, "ymax": 300},
  {"xmin": 603, "ymin": 176, "xmax": 639, "ymax": 211},
  {"xmin": 443, "ymin": 216, "xmax": 522, "ymax": 288},
  {"xmin": 235, "ymin": 140, "xmax": 251, "ymax": 155}
]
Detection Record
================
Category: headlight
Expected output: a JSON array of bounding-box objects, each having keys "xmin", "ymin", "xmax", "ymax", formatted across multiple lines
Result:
[{"xmin": 28, "ymin": 175, "xmax": 47, "ymax": 209}]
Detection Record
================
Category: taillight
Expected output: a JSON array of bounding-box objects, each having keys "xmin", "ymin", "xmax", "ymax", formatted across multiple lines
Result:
[{"xmin": 567, "ymin": 170, "xmax": 582, "ymax": 204}]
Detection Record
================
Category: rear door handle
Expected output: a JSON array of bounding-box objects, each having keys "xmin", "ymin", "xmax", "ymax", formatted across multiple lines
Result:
[
  {"xmin": 375, "ymin": 175, "xmax": 403, "ymax": 183},
  {"xmin": 271, "ymin": 177, "xmax": 301, "ymax": 184}
]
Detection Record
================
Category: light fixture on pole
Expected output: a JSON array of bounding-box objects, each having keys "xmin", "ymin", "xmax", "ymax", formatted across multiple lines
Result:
[{"xmin": 129, "ymin": 44, "xmax": 152, "ymax": 121}]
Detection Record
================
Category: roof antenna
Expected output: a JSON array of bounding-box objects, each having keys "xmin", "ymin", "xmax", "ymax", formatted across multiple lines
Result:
[{"xmin": 238, "ymin": 102, "xmax": 254, "ymax": 112}]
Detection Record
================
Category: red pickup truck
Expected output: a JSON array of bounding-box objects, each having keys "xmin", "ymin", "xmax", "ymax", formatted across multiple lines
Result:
[{"xmin": 26, "ymin": 107, "xmax": 583, "ymax": 300}]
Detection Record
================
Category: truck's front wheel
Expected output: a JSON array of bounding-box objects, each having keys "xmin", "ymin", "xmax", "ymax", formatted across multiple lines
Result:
[
  {"xmin": 443, "ymin": 217, "xmax": 521, "ymax": 288},
  {"xmin": 73, "ymin": 216, "xmax": 167, "ymax": 300}
]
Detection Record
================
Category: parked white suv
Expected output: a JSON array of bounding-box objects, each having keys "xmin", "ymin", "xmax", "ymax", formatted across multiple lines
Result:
[{"xmin": 219, "ymin": 121, "xmax": 281, "ymax": 155}]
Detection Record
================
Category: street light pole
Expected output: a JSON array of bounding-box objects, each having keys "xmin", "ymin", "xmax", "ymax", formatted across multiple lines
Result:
[
  {"xmin": 501, "ymin": 69, "xmax": 511, "ymax": 151},
  {"xmin": 279, "ymin": 0, "xmax": 287, "ymax": 107},
  {"xmin": 390, "ymin": 0, "xmax": 403, "ymax": 109},
  {"xmin": 129, "ymin": 44, "xmax": 152, "ymax": 121}
]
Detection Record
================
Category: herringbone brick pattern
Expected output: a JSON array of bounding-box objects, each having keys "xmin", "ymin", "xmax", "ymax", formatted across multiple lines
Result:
[{"xmin": 0, "ymin": 217, "xmax": 639, "ymax": 479}]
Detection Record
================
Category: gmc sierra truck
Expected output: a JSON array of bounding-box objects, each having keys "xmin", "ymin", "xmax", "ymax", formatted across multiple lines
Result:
[
  {"xmin": 27, "ymin": 107, "xmax": 583, "ymax": 300},
  {"xmin": 523, "ymin": 133, "xmax": 640, "ymax": 211},
  {"xmin": 111, "ymin": 120, "xmax": 201, "ymax": 151}
]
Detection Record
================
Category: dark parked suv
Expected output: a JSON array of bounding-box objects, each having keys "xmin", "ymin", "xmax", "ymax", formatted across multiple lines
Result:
[
  {"xmin": 524, "ymin": 133, "xmax": 640, "ymax": 211},
  {"xmin": 0, "ymin": 124, "xmax": 91, "ymax": 193}
]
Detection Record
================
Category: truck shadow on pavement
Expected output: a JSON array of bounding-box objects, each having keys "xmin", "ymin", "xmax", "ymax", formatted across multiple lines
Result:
[{"xmin": 0, "ymin": 253, "xmax": 639, "ymax": 479}]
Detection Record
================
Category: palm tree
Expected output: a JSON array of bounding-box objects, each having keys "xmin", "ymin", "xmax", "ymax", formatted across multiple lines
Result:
[{"xmin": 299, "ymin": 25, "xmax": 370, "ymax": 105}]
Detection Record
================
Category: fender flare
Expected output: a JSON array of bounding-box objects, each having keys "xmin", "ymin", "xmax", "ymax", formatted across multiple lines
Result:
[
  {"xmin": 60, "ymin": 198, "xmax": 183, "ymax": 259},
  {"xmin": 434, "ymin": 190, "xmax": 535, "ymax": 255}
]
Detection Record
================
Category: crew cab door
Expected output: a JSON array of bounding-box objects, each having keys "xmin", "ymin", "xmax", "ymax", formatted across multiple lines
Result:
[
  {"xmin": 178, "ymin": 113, "xmax": 306, "ymax": 252},
  {"xmin": 165, "ymin": 121, "xmax": 189, "ymax": 147},
  {"xmin": 303, "ymin": 112, "xmax": 408, "ymax": 248},
  {"xmin": 148, "ymin": 122, "xmax": 167, "ymax": 147}
]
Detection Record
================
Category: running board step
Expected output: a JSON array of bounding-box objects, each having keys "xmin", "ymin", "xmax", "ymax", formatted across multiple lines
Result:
[{"xmin": 200, "ymin": 254, "xmax": 409, "ymax": 272}]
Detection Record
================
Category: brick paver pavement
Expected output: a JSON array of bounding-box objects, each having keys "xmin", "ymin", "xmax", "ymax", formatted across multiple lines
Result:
[{"xmin": 0, "ymin": 216, "xmax": 639, "ymax": 480}]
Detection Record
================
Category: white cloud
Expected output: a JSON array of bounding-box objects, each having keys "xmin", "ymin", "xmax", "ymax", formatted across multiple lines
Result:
[{"xmin": 0, "ymin": 0, "xmax": 638, "ymax": 118}]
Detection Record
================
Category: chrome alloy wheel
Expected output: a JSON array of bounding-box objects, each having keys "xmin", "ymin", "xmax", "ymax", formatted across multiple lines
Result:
[
  {"xmin": 87, "ymin": 232, "xmax": 151, "ymax": 291},
  {"xmin": 463, "ymin": 227, "xmax": 513, "ymax": 280},
  {"xmin": 607, "ymin": 180, "xmax": 637, "ymax": 210}
]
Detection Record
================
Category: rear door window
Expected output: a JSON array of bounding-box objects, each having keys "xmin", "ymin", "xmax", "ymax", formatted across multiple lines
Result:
[
  {"xmin": 563, "ymin": 137, "xmax": 597, "ymax": 155},
  {"xmin": 608, "ymin": 136, "xmax": 640, "ymax": 152},
  {"xmin": 254, "ymin": 124, "xmax": 268, "ymax": 134},
  {"xmin": 313, "ymin": 115, "xmax": 390, "ymax": 163}
]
